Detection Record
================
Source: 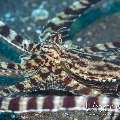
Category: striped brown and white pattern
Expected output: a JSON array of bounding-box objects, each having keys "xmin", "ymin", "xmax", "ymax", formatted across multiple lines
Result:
[
  {"xmin": 0, "ymin": 21, "xmax": 32, "ymax": 53},
  {"xmin": 41, "ymin": 0, "xmax": 102, "ymax": 43},
  {"xmin": 80, "ymin": 41, "xmax": 120, "ymax": 58},
  {"xmin": 0, "ymin": 95, "xmax": 120, "ymax": 113},
  {"xmin": 81, "ymin": 41, "xmax": 120, "ymax": 53}
]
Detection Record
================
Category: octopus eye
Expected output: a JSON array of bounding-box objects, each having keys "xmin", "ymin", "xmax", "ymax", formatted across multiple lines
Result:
[
  {"xmin": 65, "ymin": 63, "xmax": 70, "ymax": 69},
  {"xmin": 62, "ymin": 62, "xmax": 71, "ymax": 70},
  {"xmin": 50, "ymin": 32, "xmax": 62, "ymax": 44}
]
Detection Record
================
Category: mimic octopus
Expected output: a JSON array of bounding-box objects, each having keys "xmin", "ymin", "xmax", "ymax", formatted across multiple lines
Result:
[{"xmin": 0, "ymin": 0, "xmax": 120, "ymax": 119}]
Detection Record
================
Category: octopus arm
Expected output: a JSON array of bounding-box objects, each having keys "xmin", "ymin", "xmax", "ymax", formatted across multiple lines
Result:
[{"xmin": 0, "ymin": 21, "xmax": 35, "ymax": 53}]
